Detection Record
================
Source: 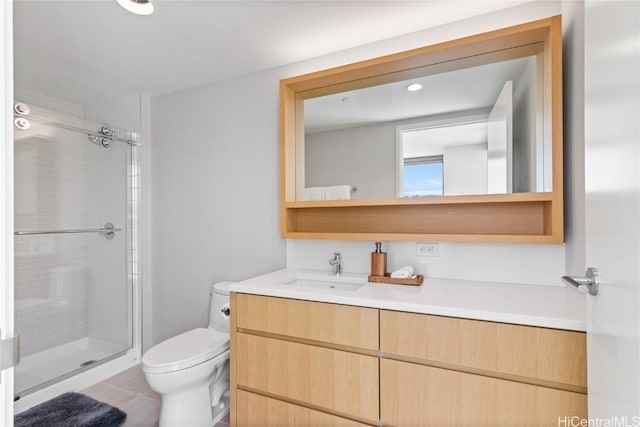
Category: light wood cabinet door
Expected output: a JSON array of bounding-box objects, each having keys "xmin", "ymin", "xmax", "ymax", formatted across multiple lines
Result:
[
  {"xmin": 236, "ymin": 294, "xmax": 378, "ymax": 350},
  {"xmin": 236, "ymin": 333, "xmax": 379, "ymax": 422},
  {"xmin": 380, "ymin": 310, "xmax": 587, "ymax": 390},
  {"xmin": 236, "ymin": 390, "xmax": 368, "ymax": 427},
  {"xmin": 381, "ymin": 359, "xmax": 587, "ymax": 427}
]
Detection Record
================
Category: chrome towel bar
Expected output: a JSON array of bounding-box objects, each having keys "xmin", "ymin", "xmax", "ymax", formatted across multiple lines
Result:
[{"xmin": 15, "ymin": 222, "xmax": 121, "ymax": 240}]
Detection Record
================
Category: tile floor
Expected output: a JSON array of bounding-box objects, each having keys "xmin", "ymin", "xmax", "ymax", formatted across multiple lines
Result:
[{"xmin": 81, "ymin": 365, "xmax": 230, "ymax": 427}]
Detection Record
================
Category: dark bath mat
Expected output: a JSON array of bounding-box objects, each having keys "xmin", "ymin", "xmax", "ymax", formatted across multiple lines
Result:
[{"xmin": 15, "ymin": 392, "xmax": 126, "ymax": 427}]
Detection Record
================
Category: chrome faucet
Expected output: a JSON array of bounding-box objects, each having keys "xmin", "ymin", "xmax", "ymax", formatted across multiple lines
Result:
[{"xmin": 329, "ymin": 252, "xmax": 342, "ymax": 276}]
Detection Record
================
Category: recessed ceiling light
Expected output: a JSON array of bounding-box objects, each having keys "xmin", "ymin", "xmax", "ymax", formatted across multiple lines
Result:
[
  {"xmin": 117, "ymin": 0, "xmax": 154, "ymax": 16},
  {"xmin": 407, "ymin": 83, "xmax": 423, "ymax": 92}
]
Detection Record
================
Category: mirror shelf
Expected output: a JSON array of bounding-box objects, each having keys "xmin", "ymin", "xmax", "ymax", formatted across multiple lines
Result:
[
  {"xmin": 281, "ymin": 16, "xmax": 563, "ymax": 244},
  {"xmin": 283, "ymin": 192, "xmax": 559, "ymax": 244}
]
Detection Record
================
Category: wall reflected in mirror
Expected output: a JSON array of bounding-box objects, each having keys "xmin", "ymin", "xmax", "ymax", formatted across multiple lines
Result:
[{"xmin": 304, "ymin": 53, "xmax": 547, "ymax": 201}]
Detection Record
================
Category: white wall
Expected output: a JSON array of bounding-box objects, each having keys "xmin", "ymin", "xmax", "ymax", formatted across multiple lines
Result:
[
  {"xmin": 86, "ymin": 95, "xmax": 146, "ymax": 350},
  {"xmin": 150, "ymin": 0, "xmax": 585, "ymax": 343},
  {"xmin": 86, "ymin": 95, "xmax": 143, "ymax": 133},
  {"xmin": 512, "ymin": 57, "xmax": 538, "ymax": 192},
  {"xmin": 487, "ymin": 80, "xmax": 513, "ymax": 193},
  {"xmin": 305, "ymin": 123, "xmax": 396, "ymax": 199},
  {"xmin": 85, "ymin": 131, "xmax": 128, "ymax": 347},
  {"xmin": 12, "ymin": 90, "xmax": 90, "ymax": 356},
  {"xmin": 150, "ymin": 70, "xmax": 286, "ymax": 344},
  {"xmin": 443, "ymin": 144, "xmax": 488, "ymax": 196},
  {"xmin": 287, "ymin": 239, "xmax": 565, "ymax": 286},
  {"xmin": 561, "ymin": 1, "xmax": 586, "ymax": 277}
]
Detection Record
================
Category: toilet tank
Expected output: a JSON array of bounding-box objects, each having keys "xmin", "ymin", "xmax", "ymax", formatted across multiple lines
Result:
[{"xmin": 208, "ymin": 281, "xmax": 234, "ymax": 331}]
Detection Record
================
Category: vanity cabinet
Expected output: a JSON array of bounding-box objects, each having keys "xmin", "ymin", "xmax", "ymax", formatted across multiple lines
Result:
[
  {"xmin": 236, "ymin": 391, "xmax": 368, "ymax": 426},
  {"xmin": 234, "ymin": 293, "xmax": 378, "ymax": 350},
  {"xmin": 381, "ymin": 360, "xmax": 587, "ymax": 426},
  {"xmin": 379, "ymin": 310, "xmax": 588, "ymax": 426},
  {"xmin": 231, "ymin": 293, "xmax": 380, "ymax": 426},
  {"xmin": 230, "ymin": 293, "xmax": 587, "ymax": 426}
]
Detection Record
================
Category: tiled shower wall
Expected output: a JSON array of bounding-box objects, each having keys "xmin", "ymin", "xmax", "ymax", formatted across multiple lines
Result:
[{"xmin": 14, "ymin": 89, "xmax": 89, "ymax": 357}]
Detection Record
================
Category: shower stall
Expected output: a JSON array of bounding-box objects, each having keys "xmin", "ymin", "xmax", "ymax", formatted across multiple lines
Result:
[{"xmin": 12, "ymin": 95, "xmax": 139, "ymax": 402}]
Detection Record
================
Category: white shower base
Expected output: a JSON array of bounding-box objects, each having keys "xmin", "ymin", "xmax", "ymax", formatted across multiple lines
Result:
[
  {"xmin": 14, "ymin": 342, "xmax": 139, "ymax": 414},
  {"xmin": 15, "ymin": 337, "xmax": 129, "ymax": 396}
]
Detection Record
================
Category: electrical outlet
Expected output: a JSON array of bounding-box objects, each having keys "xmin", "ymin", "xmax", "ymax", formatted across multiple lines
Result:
[{"xmin": 416, "ymin": 242, "xmax": 439, "ymax": 257}]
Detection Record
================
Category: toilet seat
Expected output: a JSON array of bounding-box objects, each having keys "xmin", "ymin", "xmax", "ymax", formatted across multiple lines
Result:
[{"xmin": 142, "ymin": 328, "xmax": 229, "ymax": 374}]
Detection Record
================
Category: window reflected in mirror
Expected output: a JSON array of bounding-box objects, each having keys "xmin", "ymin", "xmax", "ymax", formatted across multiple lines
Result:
[{"xmin": 401, "ymin": 156, "xmax": 443, "ymax": 197}]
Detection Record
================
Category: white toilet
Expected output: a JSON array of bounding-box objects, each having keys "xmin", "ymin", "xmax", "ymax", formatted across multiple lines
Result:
[{"xmin": 141, "ymin": 281, "xmax": 233, "ymax": 427}]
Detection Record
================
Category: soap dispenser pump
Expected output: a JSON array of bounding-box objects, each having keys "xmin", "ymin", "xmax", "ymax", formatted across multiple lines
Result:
[{"xmin": 370, "ymin": 241, "xmax": 387, "ymax": 277}]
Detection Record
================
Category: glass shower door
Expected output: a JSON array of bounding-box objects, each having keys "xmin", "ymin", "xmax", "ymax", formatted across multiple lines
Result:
[{"xmin": 13, "ymin": 101, "xmax": 135, "ymax": 398}]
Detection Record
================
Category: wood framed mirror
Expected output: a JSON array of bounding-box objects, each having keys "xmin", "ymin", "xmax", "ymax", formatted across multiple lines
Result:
[{"xmin": 280, "ymin": 16, "xmax": 563, "ymax": 244}]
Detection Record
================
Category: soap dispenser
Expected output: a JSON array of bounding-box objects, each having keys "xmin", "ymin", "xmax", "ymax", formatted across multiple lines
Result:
[{"xmin": 370, "ymin": 241, "xmax": 387, "ymax": 277}]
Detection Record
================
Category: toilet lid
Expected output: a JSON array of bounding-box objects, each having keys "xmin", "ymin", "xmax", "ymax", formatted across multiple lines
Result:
[{"xmin": 142, "ymin": 328, "xmax": 229, "ymax": 374}]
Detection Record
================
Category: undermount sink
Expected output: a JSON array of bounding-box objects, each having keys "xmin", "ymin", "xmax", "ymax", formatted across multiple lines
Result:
[{"xmin": 283, "ymin": 273, "xmax": 366, "ymax": 291}]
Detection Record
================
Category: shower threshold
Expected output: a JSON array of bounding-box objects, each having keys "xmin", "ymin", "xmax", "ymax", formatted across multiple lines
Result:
[{"xmin": 14, "ymin": 337, "xmax": 128, "ymax": 398}]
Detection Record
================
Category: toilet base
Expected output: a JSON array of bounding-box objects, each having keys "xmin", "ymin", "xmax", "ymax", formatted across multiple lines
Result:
[
  {"xmin": 143, "ymin": 351, "xmax": 230, "ymax": 427},
  {"xmin": 141, "ymin": 330, "xmax": 231, "ymax": 427},
  {"xmin": 158, "ymin": 383, "xmax": 212, "ymax": 427}
]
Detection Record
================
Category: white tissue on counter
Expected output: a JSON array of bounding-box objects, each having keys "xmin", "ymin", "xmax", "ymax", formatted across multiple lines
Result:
[{"xmin": 390, "ymin": 266, "xmax": 415, "ymax": 279}]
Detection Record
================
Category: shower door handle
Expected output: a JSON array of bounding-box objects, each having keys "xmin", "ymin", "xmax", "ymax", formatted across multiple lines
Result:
[
  {"xmin": 14, "ymin": 223, "xmax": 121, "ymax": 240},
  {"xmin": 0, "ymin": 330, "xmax": 20, "ymax": 375}
]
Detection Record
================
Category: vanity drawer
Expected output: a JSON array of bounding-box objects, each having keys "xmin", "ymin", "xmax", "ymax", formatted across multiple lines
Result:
[
  {"xmin": 381, "ymin": 359, "xmax": 587, "ymax": 427},
  {"xmin": 380, "ymin": 310, "xmax": 587, "ymax": 389},
  {"xmin": 236, "ymin": 390, "xmax": 369, "ymax": 427},
  {"xmin": 236, "ymin": 294, "xmax": 378, "ymax": 350},
  {"xmin": 236, "ymin": 333, "xmax": 379, "ymax": 422}
]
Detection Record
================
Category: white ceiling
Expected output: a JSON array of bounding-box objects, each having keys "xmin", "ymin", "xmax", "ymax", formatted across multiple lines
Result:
[
  {"xmin": 13, "ymin": 0, "xmax": 530, "ymax": 108},
  {"xmin": 304, "ymin": 56, "xmax": 531, "ymax": 133}
]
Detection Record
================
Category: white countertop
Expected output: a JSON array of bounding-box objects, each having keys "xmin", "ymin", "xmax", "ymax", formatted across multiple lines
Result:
[{"xmin": 229, "ymin": 269, "xmax": 586, "ymax": 332}]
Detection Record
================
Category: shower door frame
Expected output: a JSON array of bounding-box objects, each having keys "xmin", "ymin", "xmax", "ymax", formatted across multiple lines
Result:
[
  {"xmin": 3, "ymin": 2, "xmax": 144, "ymax": 416},
  {"xmin": 0, "ymin": 0, "xmax": 15, "ymax": 424},
  {"xmin": 11, "ymin": 107, "xmax": 142, "ymax": 413}
]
